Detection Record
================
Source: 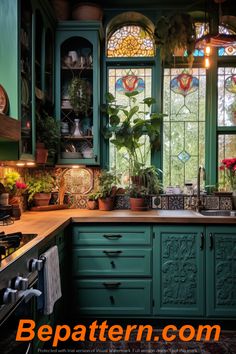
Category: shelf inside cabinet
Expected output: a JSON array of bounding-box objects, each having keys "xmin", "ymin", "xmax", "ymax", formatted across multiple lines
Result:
[{"xmin": 61, "ymin": 135, "xmax": 93, "ymax": 140}]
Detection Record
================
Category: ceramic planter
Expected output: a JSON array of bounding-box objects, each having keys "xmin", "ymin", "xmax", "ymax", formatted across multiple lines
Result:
[
  {"xmin": 50, "ymin": 0, "xmax": 70, "ymax": 20},
  {"xmin": 129, "ymin": 197, "xmax": 147, "ymax": 211},
  {"xmin": 72, "ymin": 2, "xmax": 103, "ymax": 20},
  {"xmin": 98, "ymin": 197, "xmax": 113, "ymax": 211},
  {"xmin": 36, "ymin": 142, "xmax": 48, "ymax": 164},
  {"xmin": 87, "ymin": 200, "xmax": 98, "ymax": 210},
  {"xmin": 33, "ymin": 193, "xmax": 51, "ymax": 207}
]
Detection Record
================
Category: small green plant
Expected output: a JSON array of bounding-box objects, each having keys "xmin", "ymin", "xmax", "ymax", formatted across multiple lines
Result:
[
  {"xmin": 26, "ymin": 172, "xmax": 55, "ymax": 201},
  {"xmin": 68, "ymin": 77, "xmax": 91, "ymax": 116},
  {"xmin": 4, "ymin": 171, "xmax": 20, "ymax": 193},
  {"xmin": 97, "ymin": 170, "xmax": 119, "ymax": 199},
  {"xmin": 139, "ymin": 166, "xmax": 163, "ymax": 194},
  {"xmin": 128, "ymin": 184, "xmax": 148, "ymax": 198},
  {"xmin": 36, "ymin": 110, "xmax": 60, "ymax": 158},
  {"xmin": 88, "ymin": 192, "xmax": 99, "ymax": 201}
]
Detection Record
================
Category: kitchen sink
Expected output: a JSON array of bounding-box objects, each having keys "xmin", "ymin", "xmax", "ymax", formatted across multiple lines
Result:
[{"xmin": 200, "ymin": 210, "xmax": 236, "ymax": 217}]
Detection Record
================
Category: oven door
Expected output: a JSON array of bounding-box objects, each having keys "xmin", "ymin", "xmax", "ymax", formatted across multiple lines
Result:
[{"xmin": 0, "ymin": 279, "xmax": 38, "ymax": 354}]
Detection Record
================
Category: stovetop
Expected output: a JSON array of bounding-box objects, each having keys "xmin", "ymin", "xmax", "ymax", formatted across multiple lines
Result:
[{"xmin": 0, "ymin": 232, "xmax": 38, "ymax": 262}]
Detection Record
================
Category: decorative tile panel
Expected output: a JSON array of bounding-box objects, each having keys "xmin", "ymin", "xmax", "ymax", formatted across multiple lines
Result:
[
  {"xmin": 205, "ymin": 196, "xmax": 220, "ymax": 210},
  {"xmin": 219, "ymin": 197, "xmax": 232, "ymax": 210},
  {"xmin": 168, "ymin": 195, "xmax": 184, "ymax": 210}
]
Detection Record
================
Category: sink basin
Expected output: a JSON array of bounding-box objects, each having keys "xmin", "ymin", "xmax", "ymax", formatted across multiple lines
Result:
[{"xmin": 200, "ymin": 210, "xmax": 236, "ymax": 217}]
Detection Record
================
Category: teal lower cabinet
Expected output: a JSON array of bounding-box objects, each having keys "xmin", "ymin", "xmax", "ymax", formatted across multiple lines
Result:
[
  {"xmin": 73, "ymin": 279, "xmax": 152, "ymax": 316},
  {"xmin": 153, "ymin": 225, "xmax": 205, "ymax": 317},
  {"xmin": 71, "ymin": 224, "xmax": 152, "ymax": 317},
  {"xmin": 206, "ymin": 226, "xmax": 236, "ymax": 318}
]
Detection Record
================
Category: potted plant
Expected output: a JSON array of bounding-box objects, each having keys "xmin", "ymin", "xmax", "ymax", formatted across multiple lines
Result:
[
  {"xmin": 128, "ymin": 184, "xmax": 149, "ymax": 211},
  {"xmin": 87, "ymin": 192, "xmax": 99, "ymax": 210},
  {"xmin": 154, "ymin": 13, "xmax": 196, "ymax": 66},
  {"xmin": 3, "ymin": 171, "xmax": 27, "ymax": 212},
  {"xmin": 103, "ymin": 91, "xmax": 164, "ymax": 180},
  {"xmin": 36, "ymin": 103, "xmax": 60, "ymax": 164},
  {"xmin": 26, "ymin": 171, "xmax": 55, "ymax": 207},
  {"xmin": 72, "ymin": 2, "xmax": 103, "ymax": 21},
  {"xmin": 96, "ymin": 170, "xmax": 119, "ymax": 211}
]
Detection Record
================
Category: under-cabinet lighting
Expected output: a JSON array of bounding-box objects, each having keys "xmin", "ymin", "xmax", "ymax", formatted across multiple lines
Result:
[
  {"xmin": 55, "ymin": 164, "xmax": 86, "ymax": 168},
  {"xmin": 204, "ymin": 57, "xmax": 210, "ymax": 69},
  {"xmin": 26, "ymin": 162, "xmax": 35, "ymax": 166},
  {"xmin": 16, "ymin": 162, "xmax": 25, "ymax": 166}
]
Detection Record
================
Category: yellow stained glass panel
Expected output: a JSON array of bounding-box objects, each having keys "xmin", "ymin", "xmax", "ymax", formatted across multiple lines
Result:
[{"xmin": 107, "ymin": 25, "xmax": 155, "ymax": 57}]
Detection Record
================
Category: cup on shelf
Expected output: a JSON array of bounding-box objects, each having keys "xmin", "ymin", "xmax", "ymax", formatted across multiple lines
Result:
[{"xmin": 68, "ymin": 51, "xmax": 79, "ymax": 67}]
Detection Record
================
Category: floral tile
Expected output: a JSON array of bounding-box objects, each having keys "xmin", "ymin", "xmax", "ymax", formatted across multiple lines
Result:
[
  {"xmin": 220, "ymin": 196, "xmax": 232, "ymax": 210},
  {"xmin": 114, "ymin": 195, "xmax": 130, "ymax": 209},
  {"xmin": 168, "ymin": 195, "xmax": 184, "ymax": 210},
  {"xmin": 161, "ymin": 196, "xmax": 169, "ymax": 209},
  {"xmin": 205, "ymin": 196, "xmax": 220, "ymax": 209}
]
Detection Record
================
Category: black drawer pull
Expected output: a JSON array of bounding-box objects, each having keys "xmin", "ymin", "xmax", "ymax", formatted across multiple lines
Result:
[
  {"xmin": 200, "ymin": 232, "xmax": 204, "ymax": 250},
  {"xmin": 103, "ymin": 282, "xmax": 121, "ymax": 289},
  {"xmin": 103, "ymin": 234, "xmax": 122, "ymax": 240},
  {"xmin": 103, "ymin": 250, "xmax": 122, "ymax": 256},
  {"xmin": 110, "ymin": 295, "xmax": 115, "ymax": 304},
  {"xmin": 209, "ymin": 233, "xmax": 213, "ymax": 250}
]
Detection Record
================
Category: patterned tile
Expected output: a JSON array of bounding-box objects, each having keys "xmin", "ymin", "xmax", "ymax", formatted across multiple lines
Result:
[
  {"xmin": 161, "ymin": 196, "xmax": 169, "ymax": 210},
  {"xmin": 168, "ymin": 195, "xmax": 184, "ymax": 210},
  {"xmin": 204, "ymin": 196, "xmax": 220, "ymax": 210},
  {"xmin": 220, "ymin": 197, "xmax": 232, "ymax": 210},
  {"xmin": 114, "ymin": 195, "xmax": 130, "ymax": 209},
  {"xmin": 152, "ymin": 196, "xmax": 162, "ymax": 209}
]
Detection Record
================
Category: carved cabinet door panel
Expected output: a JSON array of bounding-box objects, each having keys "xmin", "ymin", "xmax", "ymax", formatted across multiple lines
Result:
[
  {"xmin": 153, "ymin": 225, "xmax": 205, "ymax": 317},
  {"xmin": 206, "ymin": 226, "xmax": 236, "ymax": 317}
]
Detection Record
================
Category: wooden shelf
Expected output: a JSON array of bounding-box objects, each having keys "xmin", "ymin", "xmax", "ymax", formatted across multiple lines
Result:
[
  {"xmin": 61, "ymin": 135, "xmax": 93, "ymax": 140},
  {"xmin": 0, "ymin": 113, "xmax": 21, "ymax": 141},
  {"xmin": 61, "ymin": 66, "xmax": 93, "ymax": 70}
]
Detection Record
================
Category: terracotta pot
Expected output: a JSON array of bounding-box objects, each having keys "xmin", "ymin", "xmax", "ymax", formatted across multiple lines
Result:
[
  {"xmin": 33, "ymin": 193, "xmax": 51, "ymax": 207},
  {"xmin": 87, "ymin": 200, "xmax": 98, "ymax": 210},
  {"xmin": 129, "ymin": 197, "xmax": 146, "ymax": 211},
  {"xmin": 9, "ymin": 196, "xmax": 24, "ymax": 213},
  {"xmin": 98, "ymin": 197, "xmax": 113, "ymax": 211},
  {"xmin": 72, "ymin": 2, "xmax": 103, "ymax": 21},
  {"xmin": 12, "ymin": 205, "xmax": 21, "ymax": 220},
  {"xmin": 36, "ymin": 142, "xmax": 48, "ymax": 164},
  {"xmin": 50, "ymin": 0, "xmax": 70, "ymax": 20}
]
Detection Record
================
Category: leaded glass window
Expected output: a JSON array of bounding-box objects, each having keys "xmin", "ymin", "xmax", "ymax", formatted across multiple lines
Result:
[
  {"xmin": 218, "ymin": 135, "xmax": 236, "ymax": 189},
  {"xmin": 163, "ymin": 68, "xmax": 206, "ymax": 188},
  {"xmin": 218, "ymin": 67, "xmax": 236, "ymax": 127},
  {"xmin": 218, "ymin": 26, "xmax": 236, "ymax": 56},
  {"xmin": 108, "ymin": 68, "xmax": 152, "ymax": 182},
  {"xmin": 107, "ymin": 25, "xmax": 155, "ymax": 57}
]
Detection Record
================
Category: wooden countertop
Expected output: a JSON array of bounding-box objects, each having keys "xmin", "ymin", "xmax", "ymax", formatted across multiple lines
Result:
[{"xmin": 0, "ymin": 209, "xmax": 235, "ymax": 270}]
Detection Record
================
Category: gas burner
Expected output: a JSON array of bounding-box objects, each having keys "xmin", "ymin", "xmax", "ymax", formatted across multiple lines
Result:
[{"xmin": 0, "ymin": 232, "xmax": 37, "ymax": 263}]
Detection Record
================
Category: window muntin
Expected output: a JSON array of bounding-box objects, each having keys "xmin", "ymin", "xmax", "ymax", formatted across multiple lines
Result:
[
  {"xmin": 108, "ymin": 67, "xmax": 152, "ymax": 181},
  {"xmin": 163, "ymin": 68, "xmax": 206, "ymax": 188},
  {"xmin": 107, "ymin": 25, "xmax": 155, "ymax": 57}
]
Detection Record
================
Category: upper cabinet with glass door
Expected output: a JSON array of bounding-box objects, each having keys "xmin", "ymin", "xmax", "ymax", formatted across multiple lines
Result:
[{"xmin": 55, "ymin": 22, "xmax": 102, "ymax": 165}]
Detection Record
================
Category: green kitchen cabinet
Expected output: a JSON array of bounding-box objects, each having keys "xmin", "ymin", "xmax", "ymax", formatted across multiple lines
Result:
[
  {"xmin": 55, "ymin": 21, "xmax": 102, "ymax": 165},
  {"xmin": 71, "ymin": 224, "xmax": 152, "ymax": 316},
  {"xmin": 206, "ymin": 225, "xmax": 236, "ymax": 318},
  {"xmin": 0, "ymin": 0, "xmax": 55, "ymax": 161},
  {"xmin": 153, "ymin": 225, "xmax": 205, "ymax": 317}
]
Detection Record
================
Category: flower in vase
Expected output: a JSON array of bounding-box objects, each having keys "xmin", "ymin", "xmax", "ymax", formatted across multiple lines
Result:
[{"xmin": 219, "ymin": 158, "xmax": 236, "ymax": 191}]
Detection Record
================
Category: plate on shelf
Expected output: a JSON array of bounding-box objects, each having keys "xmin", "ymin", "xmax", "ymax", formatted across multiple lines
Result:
[{"xmin": 0, "ymin": 85, "xmax": 9, "ymax": 114}]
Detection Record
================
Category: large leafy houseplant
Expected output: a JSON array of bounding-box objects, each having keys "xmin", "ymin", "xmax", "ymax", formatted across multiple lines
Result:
[{"xmin": 103, "ymin": 91, "xmax": 163, "ymax": 178}]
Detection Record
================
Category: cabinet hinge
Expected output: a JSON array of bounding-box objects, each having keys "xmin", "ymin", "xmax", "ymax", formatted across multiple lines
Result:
[{"xmin": 152, "ymin": 299, "xmax": 155, "ymax": 307}]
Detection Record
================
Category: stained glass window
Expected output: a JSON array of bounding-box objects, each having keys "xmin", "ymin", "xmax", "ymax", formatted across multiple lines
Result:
[
  {"xmin": 218, "ymin": 67, "xmax": 236, "ymax": 127},
  {"xmin": 218, "ymin": 26, "xmax": 236, "ymax": 56},
  {"xmin": 108, "ymin": 68, "xmax": 152, "ymax": 181},
  {"xmin": 107, "ymin": 26, "xmax": 155, "ymax": 57},
  {"xmin": 163, "ymin": 68, "xmax": 206, "ymax": 188},
  {"xmin": 218, "ymin": 135, "xmax": 236, "ymax": 189}
]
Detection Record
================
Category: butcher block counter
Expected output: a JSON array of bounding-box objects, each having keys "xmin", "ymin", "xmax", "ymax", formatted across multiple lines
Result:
[{"xmin": 0, "ymin": 209, "xmax": 235, "ymax": 270}]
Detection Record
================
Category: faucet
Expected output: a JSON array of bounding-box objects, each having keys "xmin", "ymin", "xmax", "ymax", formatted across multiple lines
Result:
[{"xmin": 196, "ymin": 166, "xmax": 206, "ymax": 212}]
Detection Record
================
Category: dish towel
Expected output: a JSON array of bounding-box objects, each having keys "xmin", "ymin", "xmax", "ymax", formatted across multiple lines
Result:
[{"xmin": 41, "ymin": 245, "xmax": 62, "ymax": 315}]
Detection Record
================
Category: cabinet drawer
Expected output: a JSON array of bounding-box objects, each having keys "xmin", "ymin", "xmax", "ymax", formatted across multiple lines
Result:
[
  {"xmin": 73, "ymin": 279, "xmax": 152, "ymax": 316},
  {"xmin": 72, "ymin": 249, "xmax": 152, "ymax": 277},
  {"xmin": 72, "ymin": 225, "xmax": 151, "ymax": 246}
]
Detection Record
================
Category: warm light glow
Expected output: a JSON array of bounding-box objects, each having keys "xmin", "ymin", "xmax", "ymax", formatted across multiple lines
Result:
[
  {"xmin": 16, "ymin": 162, "xmax": 25, "ymax": 166},
  {"xmin": 72, "ymin": 165, "xmax": 80, "ymax": 169},
  {"xmin": 26, "ymin": 162, "xmax": 35, "ymax": 166},
  {"xmin": 205, "ymin": 46, "xmax": 211, "ymax": 56},
  {"xmin": 205, "ymin": 57, "xmax": 210, "ymax": 69}
]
